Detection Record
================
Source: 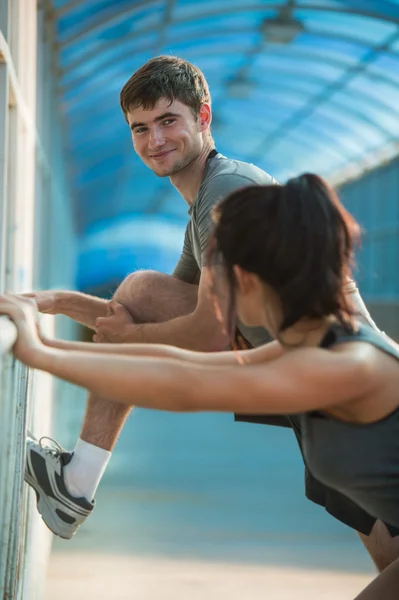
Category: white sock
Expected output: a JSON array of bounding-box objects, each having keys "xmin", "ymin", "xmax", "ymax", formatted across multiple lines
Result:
[{"xmin": 63, "ymin": 438, "xmax": 111, "ymax": 501}]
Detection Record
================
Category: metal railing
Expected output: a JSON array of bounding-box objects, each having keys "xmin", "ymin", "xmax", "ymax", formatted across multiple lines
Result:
[
  {"xmin": 0, "ymin": 2, "xmax": 77, "ymax": 598},
  {"xmin": 0, "ymin": 316, "xmax": 31, "ymax": 600}
]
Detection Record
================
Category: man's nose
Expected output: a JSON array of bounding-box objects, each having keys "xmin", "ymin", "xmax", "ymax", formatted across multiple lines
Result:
[{"xmin": 149, "ymin": 126, "xmax": 165, "ymax": 148}]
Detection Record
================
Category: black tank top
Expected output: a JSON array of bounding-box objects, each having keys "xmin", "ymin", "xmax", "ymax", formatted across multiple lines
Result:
[{"xmin": 301, "ymin": 322, "xmax": 399, "ymax": 529}]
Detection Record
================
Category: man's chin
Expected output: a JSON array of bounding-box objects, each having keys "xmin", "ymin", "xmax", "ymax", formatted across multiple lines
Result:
[
  {"xmin": 153, "ymin": 170, "xmax": 170, "ymax": 178},
  {"xmin": 152, "ymin": 164, "xmax": 183, "ymax": 178}
]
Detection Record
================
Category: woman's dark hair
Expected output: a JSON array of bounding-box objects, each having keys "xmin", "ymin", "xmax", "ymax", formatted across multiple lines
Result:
[{"xmin": 207, "ymin": 173, "xmax": 361, "ymax": 341}]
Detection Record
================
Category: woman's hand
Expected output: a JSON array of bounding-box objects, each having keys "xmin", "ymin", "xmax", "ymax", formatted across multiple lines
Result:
[{"xmin": 0, "ymin": 293, "xmax": 42, "ymax": 365}]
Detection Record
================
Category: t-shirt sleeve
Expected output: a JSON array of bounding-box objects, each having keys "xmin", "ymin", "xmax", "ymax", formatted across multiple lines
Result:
[
  {"xmin": 344, "ymin": 278, "xmax": 378, "ymax": 330},
  {"xmin": 172, "ymin": 223, "xmax": 201, "ymax": 284},
  {"xmin": 196, "ymin": 173, "xmax": 273, "ymax": 259}
]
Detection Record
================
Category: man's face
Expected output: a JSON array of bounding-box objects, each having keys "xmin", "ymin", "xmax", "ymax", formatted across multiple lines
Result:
[{"xmin": 127, "ymin": 98, "xmax": 205, "ymax": 177}]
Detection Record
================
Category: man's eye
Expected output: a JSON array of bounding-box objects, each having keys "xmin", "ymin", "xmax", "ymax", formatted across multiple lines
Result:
[
  {"xmin": 134, "ymin": 127, "xmax": 147, "ymax": 134},
  {"xmin": 163, "ymin": 119, "xmax": 175, "ymax": 126}
]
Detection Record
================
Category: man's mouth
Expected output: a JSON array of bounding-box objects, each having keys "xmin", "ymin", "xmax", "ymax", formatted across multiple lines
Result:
[{"xmin": 150, "ymin": 149, "xmax": 175, "ymax": 160}]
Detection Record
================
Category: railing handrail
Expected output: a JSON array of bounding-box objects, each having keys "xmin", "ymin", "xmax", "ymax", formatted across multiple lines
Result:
[{"xmin": 0, "ymin": 316, "xmax": 17, "ymax": 357}]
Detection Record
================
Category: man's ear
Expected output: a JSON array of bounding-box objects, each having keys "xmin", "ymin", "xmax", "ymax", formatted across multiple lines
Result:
[{"xmin": 199, "ymin": 103, "xmax": 212, "ymax": 131}]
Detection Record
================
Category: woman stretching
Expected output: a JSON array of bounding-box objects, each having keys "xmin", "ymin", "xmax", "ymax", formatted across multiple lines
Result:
[{"xmin": 1, "ymin": 173, "xmax": 399, "ymax": 599}]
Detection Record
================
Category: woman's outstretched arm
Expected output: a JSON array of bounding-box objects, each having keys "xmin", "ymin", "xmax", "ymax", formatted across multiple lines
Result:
[
  {"xmin": 30, "ymin": 340, "xmax": 370, "ymax": 415},
  {"xmin": 0, "ymin": 294, "xmax": 371, "ymax": 415},
  {"xmin": 41, "ymin": 335, "xmax": 283, "ymax": 366}
]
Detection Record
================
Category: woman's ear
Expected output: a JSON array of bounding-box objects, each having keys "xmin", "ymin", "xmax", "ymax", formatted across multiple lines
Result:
[{"xmin": 233, "ymin": 265, "xmax": 256, "ymax": 294}]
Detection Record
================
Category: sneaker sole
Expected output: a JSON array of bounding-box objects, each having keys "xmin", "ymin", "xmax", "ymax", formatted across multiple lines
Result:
[{"xmin": 25, "ymin": 472, "xmax": 76, "ymax": 540}]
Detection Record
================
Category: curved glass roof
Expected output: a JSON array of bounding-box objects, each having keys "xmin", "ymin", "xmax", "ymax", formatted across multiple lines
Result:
[{"xmin": 51, "ymin": 1, "xmax": 399, "ymax": 252}]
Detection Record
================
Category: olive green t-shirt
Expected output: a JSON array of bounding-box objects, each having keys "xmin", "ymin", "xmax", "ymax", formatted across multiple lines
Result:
[{"xmin": 173, "ymin": 152, "xmax": 278, "ymax": 347}]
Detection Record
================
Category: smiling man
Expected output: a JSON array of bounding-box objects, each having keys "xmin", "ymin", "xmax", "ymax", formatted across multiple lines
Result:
[{"xmin": 22, "ymin": 56, "xmax": 399, "ymax": 574}]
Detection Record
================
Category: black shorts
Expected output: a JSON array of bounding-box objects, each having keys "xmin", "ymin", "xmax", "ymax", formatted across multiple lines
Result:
[{"xmin": 234, "ymin": 413, "xmax": 399, "ymax": 537}]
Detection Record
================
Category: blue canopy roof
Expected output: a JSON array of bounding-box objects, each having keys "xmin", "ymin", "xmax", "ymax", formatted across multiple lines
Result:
[{"xmin": 50, "ymin": 0, "xmax": 399, "ymax": 288}]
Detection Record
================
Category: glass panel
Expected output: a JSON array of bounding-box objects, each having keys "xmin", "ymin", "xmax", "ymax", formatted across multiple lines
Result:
[
  {"xmin": 172, "ymin": 0, "xmax": 282, "ymax": 21},
  {"xmin": 253, "ymin": 53, "xmax": 346, "ymax": 80},
  {"xmin": 310, "ymin": 105, "xmax": 387, "ymax": 147},
  {"xmin": 366, "ymin": 52, "xmax": 399, "ymax": 85},
  {"xmin": 168, "ymin": 34, "xmax": 258, "ymax": 54},
  {"xmin": 200, "ymin": 54, "xmax": 245, "ymax": 75},
  {"xmin": 53, "ymin": 0, "xmax": 73, "ymax": 8},
  {"xmin": 297, "ymin": 0, "xmax": 399, "ymax": 21},
  {"xmin": 62, "ymin": 48, "xmax": 153, "ymax": 103},
  {"xmin": 357, "ymin": 242, "xmax": 373, "ymax": 296},
  {"xmin": 59, "ymin": 8, "xmax": 159, "ymax": 68},
  {"xmin": 281, "ymin": 117, "xmax": 358, "ymax": 163},
  {"xmin": 292, "ymin": 32, "xmax": 370, "ymax": 63},
  {"xmin": 257, "ymin": 40, "xmax": 361, "ymax": 68},
  {"xmin": 167, "ymin": 11, "xmax": 267, "ymax": 38},
  {"xmin": 390, "ymin": 37, "xmax": 399, "ymax": 52},
  {"xmin": 346, "ymin": 74, "xmax": 399, "ymax": 108},
  {"xmin": 370, "ymin": 235, "xmax": 397, "ymax": 296},
  {"xmin": 300, "ymin": 111, "xmax": 367, "ymax": 153},
  {"xmin": 295, "ymin": 8, "xmax": 397, "ymax": 45},
  {"xmin": 61, "ymin": 33, "xmax": 156, "ymax": 85},
  {"xmin": 331, "ymin": 89, "xmax": 399, "ymax": 135},
  {"xmin": 57, "ymin": 0, "xmax": 157, "ymax": 43},
  {"xmin": 267, "ymin": 136, "xmax": 342, "ymax": 179},
  {"xmin": 222, "ymin": 98, "xmax": 293, "ymax": 125}
]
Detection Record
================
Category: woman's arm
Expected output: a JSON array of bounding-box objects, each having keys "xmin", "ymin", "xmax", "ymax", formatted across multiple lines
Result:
[
  {"xmin": 32, "ymin": 342, "xmax": 371, "ymax": 415},
  {"xmin": 0, "ymin": 294, "xmax": 372, "ymax": 416},
  {"xmin": 41, "ymin": 336, "xmax": 283, "ymax": 366}
]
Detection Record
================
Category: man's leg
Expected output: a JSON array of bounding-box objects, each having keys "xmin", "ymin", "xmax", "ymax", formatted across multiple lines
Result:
[
  {"xmin": 25, "ymin": 271, "xmax": 198, "ymax": 538},
  {"xmin": 80, "ymin": 270, "xmax": 198, "ymax": 451}
]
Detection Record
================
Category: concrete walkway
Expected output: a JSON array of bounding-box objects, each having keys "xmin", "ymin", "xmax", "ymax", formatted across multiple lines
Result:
[{"xmin": 45, "ymin": 409, "xmax": 375, "ymax": 599}]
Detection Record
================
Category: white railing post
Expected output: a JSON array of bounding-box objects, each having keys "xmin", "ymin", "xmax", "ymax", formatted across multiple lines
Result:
[
  {"xmin": 0, "ymin": 315, "xmax": 29, "ymax": 600},
  {"xmin": 0, "ymin": 2, "xmax": 54, "ymax": 598}
]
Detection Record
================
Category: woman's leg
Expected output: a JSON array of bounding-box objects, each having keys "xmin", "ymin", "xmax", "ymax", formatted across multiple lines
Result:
[
  {"xmin": 354, "ymin": 556, "xmax": 399, "ymax": 599},
  {"xmin": 358, "ymin": 520, "xmax": 399, "ymax": 573}
]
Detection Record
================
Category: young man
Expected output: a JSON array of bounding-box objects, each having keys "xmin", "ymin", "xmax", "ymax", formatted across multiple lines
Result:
[{"xmin": 24, "ymin": 56, "xmax": 399, "ymax": 570}]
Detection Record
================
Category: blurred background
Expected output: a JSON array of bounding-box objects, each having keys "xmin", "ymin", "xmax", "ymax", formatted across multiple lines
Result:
[{"xmin": 0, "ymin": 1, "xmax": 399, "ymax": 599}]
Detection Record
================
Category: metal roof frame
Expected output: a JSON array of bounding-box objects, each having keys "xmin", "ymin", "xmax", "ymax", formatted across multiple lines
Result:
[
  {"xmin": 246, "ymin": 29, "xmax": 399, "ymax": 163},
  {"xmin": 46, "ymin": 0, "xmax": 399, "ymax": 240},
  {"xmin": 56, "ymin": 1, "xmax": 399, "ymax": 52}
]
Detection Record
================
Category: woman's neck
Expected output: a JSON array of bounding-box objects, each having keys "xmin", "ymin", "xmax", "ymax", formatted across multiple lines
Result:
[{"xmin": 269, "ymin": 316, "xmax": 337, "ymax": 350}]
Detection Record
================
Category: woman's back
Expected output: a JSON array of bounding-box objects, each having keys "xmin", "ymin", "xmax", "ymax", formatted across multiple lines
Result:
[{"xmin": 302, "ymin": 323, "xmax": 399, "ymax": 529}]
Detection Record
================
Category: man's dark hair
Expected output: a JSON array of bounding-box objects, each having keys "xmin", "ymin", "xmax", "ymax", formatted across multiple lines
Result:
[{"xmin": 120, "ymin": 55, "xmax": 211, "ymax": 121}]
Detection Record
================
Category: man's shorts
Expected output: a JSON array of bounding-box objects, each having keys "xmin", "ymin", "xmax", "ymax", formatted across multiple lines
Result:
[{"xmin": 234, "ymin": 413, "xmax": 399, "ymax": 537}]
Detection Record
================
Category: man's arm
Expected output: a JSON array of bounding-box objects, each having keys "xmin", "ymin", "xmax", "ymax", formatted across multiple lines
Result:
[{"xmin": 22, "ymin": 290, "xmax": 108, "ymax": 329}]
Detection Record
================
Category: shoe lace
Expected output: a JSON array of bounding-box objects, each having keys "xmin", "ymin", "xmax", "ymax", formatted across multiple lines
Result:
[{"xmin": 38, "ymin": 436, "xmax": 64, "ymax": 459}]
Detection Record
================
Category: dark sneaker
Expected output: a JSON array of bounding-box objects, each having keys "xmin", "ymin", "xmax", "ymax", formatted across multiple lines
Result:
[{"xmin": 25, "ymin": 436, "xmax": 94, "ymax": 539}]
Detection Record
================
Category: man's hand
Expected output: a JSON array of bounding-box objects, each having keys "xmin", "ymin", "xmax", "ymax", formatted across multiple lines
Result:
[
  {"xmin": 94, "ymin": 300, "xmax": 136, "ymax": 343},
  {"xmin": 18, "ymin": 291, "xmax": 59, "ymax": 314},
  {"xmin": 16, "ymin": 290, "xmax": 107, "ymax": 329}
]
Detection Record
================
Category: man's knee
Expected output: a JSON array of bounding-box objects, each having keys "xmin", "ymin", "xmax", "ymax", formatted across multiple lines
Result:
[
  {"xmin": 113, "ymin": 270, "xmax": 198, "ymax": 323},
  {"xmin": 114, "ymin": 270, "xmax": 158, "ymax": 306},
  {"xmin": 112, "ymin": 270, "xmax": 164, "ymax": 321}
]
